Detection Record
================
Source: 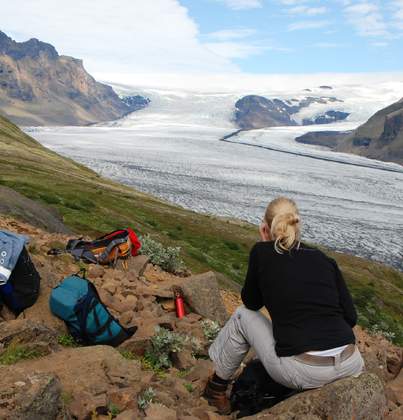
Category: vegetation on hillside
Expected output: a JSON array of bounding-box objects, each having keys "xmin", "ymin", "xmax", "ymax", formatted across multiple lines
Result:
[{"xmin": 0, "ymin": 114, "xmax": 402, "ymax": 344}]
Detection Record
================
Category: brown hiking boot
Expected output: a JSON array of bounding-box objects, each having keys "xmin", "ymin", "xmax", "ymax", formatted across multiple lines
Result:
[{"xmin": 203, "ymin": 376, "xmax": 232, "ymax": 415}]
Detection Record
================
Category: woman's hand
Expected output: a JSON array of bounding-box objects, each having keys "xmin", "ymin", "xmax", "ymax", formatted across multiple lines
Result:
[{"xmin": 259, "ymin": 221, "xmax": 271, "ymax": 242}]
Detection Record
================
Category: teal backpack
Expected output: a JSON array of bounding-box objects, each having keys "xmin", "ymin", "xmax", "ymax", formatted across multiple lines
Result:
[{"xmin": 50, "ymin": 273, "xmax": 135, "ymax": 346}]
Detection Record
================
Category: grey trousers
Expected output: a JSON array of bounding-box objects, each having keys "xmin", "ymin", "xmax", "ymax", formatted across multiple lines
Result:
[{"xmin": 208, "ymin": 306, "xmax": 365, "ymax": 390}]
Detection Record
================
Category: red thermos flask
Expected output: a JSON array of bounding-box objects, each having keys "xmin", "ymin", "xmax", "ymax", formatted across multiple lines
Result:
[{"xmin": 174, "ymin": 288, "xmax": 185, "ymax": 319}]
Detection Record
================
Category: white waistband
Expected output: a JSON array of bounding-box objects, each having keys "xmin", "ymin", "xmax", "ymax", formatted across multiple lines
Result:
[{"xmin": 306, "ymin": 344, "xmax": 349, "ymax": 357}]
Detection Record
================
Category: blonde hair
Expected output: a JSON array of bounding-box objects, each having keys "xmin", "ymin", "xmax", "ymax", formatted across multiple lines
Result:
[{"xmin": 264, "ymin": 197, "xmax": 301, "ymax": 254}]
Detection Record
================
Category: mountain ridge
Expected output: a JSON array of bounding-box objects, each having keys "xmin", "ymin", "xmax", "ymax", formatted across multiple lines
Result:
[
  {"xmin": 0, "ymin": 31, "xmax": 147, "ymax": 125},
  {"xmin": 296, "ymin": 97, "xmax": 403, "ymax": 165},
  {"xmin": 234, "ymin": 94, "xmax": 348, "ymax": 129}
]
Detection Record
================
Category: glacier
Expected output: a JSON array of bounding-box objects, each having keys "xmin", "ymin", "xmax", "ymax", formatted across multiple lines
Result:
[{"xmin": 27, "ymin": 74, "xmax": 403, "ymax": 270}]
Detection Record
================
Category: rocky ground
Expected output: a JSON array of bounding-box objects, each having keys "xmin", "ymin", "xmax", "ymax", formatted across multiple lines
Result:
[{"xmin": 0, "ymin": 217, "xmax": 402, "ymax": 420}]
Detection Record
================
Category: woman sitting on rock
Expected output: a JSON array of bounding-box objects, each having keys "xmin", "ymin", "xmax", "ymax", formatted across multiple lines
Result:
[{"xmin": 204, "ymin": 196, "xmax": 365, "ymax": 415}]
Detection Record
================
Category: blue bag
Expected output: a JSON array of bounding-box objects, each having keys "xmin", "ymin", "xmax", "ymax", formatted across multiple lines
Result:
[{"xmin": 50, "ymin": 273, "xmax": 135, "ymax": 346}]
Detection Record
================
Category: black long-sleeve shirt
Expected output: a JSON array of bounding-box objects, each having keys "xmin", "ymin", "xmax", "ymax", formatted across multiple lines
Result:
[{"xmin": 241, "ymin": 241, "xmax": 357, "ymax": 357}]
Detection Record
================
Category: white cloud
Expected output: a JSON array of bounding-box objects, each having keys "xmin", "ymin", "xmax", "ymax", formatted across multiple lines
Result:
[
  {"xmin": 204, "ymin": 28, "xmax": 259, "ymax": 58},
  {"xmin": 343, "ymin": 2, "xmax": 389, "ymax": 37},
  {"xmin": 204, "ymin": 28, "xmax": 290, "ymax": 59},
  {"xmin": 1, "ymin": 0, "xmax": 238, "ymax": 74},
  {"xmin": 215, "ymin": 0, "xmax": 263, "ymax": 10},
  {"xmin": 391, "ymin": 0, "xmax": 403, "ymax": 30},
  {"xmin": 288, "ymin": 20, "xmax": 330, "ymax": 31},
  {"xmin": 206, "ymin": 28, "xmax": 256, "ymax": 41},
  {"xmin": 204, "ymin": 29, "xmax": 256, "ymax": 58},
  {"xmin": 204, "ymin": 41, "xmax": 268, "ymax": 58},
  {"xmin": 288, "ymin": 6, "xmax": 327, "ymax": 15}
]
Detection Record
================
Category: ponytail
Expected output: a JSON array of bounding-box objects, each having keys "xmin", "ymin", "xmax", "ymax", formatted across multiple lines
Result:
[
  {"xmin": 265, "ymin": 197, "xmax": 301, "ymax": 254},
  {"xmin": 271, "ymin": 212, "xmax": 300, "ymax": 254}
]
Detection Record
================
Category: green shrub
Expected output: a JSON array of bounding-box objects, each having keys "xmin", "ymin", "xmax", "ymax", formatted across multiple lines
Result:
[
  {"xmin": 58, "ymin": 334, "xmax": 79, "ymax": 347},
  {"xmin": 137, "ymin": 387, "xmax": 156, "ymax": 410},
  {"xmin": 144, "ymin": 327, "xmax": 201, "ymax": 370},
  {"xmin": 144, "ymin": 327, "xmax": 186, "ymax": 370},
  {"xmin": 119, "ymin": 350, "xmax": 136, "ymax": 360},
  {"xmin": 201, "ymin": 319, "xmax": 221, "ymax": 342},
  {"xmin": 368, "ymin": 323, "xmax": 396, "ymax": 341},
  {"xmin": 176, "ymin": 369, "xmax": 191, "ymax": 378},
  {"xmin": 184, "ymin": 383, "xmax": 194, "ymax": 393},
  {"xmin": 355, "ymin": 294, "xmax": 403, "ymax": 345},
  {"xmin": 108, "ymin": 403, "xmax": 121, "ymax": 418},
  {"xmin": 139, "ymin": 234, "xmax": 185, "ymax": 273},
  {"xmin": 0, "ymin": 345, "xmax": 43, "ymax": 365}
]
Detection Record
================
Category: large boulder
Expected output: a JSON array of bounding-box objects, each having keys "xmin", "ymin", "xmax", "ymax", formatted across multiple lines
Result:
[
  {"xmin": 0, "ymin": 319, "xmax": 59, "ymax": 355},
  {"xmin": 0, "ymin": 370, "xmax": 65, "ymax": 420},
  {"xmin": 181, "ymin": 272, "xmax": 228, "ymax": 325},
  {"xmin": 386, "ymin": 368, "xmax": 403, "ymax": 406},
  {"xmin": 129, "ymin": 255, "xmax": 150, "ymax": 277},
  {"xmin": 244, "ymin": 373, "xmax": 387, "ymax": 420}
]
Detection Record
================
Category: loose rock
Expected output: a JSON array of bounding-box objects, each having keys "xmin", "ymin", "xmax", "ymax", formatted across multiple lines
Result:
[
  {"xmin": 181, "ymin": 272, "xmax": 228, "ymax": 325},
  {"xmin": 130, "ymin": 255, "xmax": 150, "ymax": 277},
  {"xmin": 245, "ymin": 372, "xmax": 388, "ymax": 420},
  {"xmin": 0, "ymin": 370, "xmax": 64, "ymax": 420}
]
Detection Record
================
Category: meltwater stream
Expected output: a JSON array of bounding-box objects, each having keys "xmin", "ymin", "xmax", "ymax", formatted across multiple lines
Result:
[{"xmin": 29, "ymin": 81, "xmax": 403, "ymax": 271}]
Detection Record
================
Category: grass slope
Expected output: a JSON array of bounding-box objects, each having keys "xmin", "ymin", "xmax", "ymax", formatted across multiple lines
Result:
[{"xmin": 0, "ymin": 114, "xmax": 402, "ymax": 344}]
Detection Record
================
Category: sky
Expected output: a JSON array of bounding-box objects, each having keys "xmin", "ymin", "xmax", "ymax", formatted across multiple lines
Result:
[{"xmin": 1, "ymin": 0, "xmax": 403, "ymax": 77}]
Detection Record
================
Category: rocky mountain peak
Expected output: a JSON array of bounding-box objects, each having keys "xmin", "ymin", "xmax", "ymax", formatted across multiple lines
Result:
[
  {"xmin": 0, "ymin": 30, "xmax": 58, "ymax": 60},
  {"xmin": 234, "ymin": 94, "xmax": 347, "ymax": 130},
  {"xmin": 0, "ymin": 30, "xmax": 149, "ymax": 125},
  {"xmin": 235, "ymin": 95, "xmax": 297, "ymax": 129},
  {"xmin": 295, "ymin": 97, "xmax": 403, "ymax": 165}
]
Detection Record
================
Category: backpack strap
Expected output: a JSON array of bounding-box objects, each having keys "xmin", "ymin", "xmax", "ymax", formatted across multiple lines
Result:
[
  {"xmin": 97, "ymin": 237, "xmax": 129, "ymax": 264},
  {"xmin": 74, "ymin": 292, "xmax": 95, "ymax": 344},
  {"xmin": 48, "ymin": 238, "xmax": 86, "ymax": 258},
  {"xmin": 97, "ymin": 228, "xmax": 141, "ymax": 257},
  {"xmin": 66, "ymin": 238, "xmax": 85, "ymax": 251},
  {"xmin": 70, "ymin": 248, "xmax": 98, "ymax": 264},
  {"xmin": 87, "ymin": 281, "xmax": 136, "ymax": 345}
]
